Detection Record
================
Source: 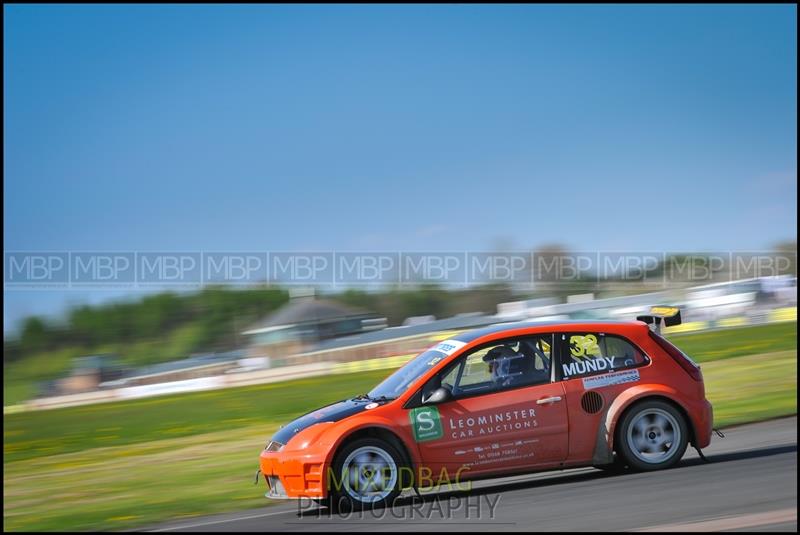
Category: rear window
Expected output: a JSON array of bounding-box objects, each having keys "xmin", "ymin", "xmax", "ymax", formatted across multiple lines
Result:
[
  {"xmin": 559, "ymin": 333, "xmax": 648, "ymax": 379},
  {"xmin": 648, "ymin": 330, "xmax": 703, "ymax": 381},
  {"xmin": 649, "ymin": 331, "xmax": 700, "ymax": 368}
]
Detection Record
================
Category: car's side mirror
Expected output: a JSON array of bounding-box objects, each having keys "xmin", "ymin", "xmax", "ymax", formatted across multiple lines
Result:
[{"xmin": 422, "ymin": 386, "xmax": 452, "ymax": 405}]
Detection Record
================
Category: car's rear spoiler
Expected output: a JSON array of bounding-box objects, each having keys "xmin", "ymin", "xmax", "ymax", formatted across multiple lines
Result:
[{"xmin": 637, "ymin": 306, "xmax": 682, "ymax": 334}]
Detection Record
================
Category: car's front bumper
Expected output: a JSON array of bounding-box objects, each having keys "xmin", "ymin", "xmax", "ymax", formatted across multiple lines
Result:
[{"xmin": 258, "ymin": 450, "xmax": 328, "ymax": 499}]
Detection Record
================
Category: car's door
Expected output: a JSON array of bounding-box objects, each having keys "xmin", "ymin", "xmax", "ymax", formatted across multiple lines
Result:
[
  {"xmin": 555, "ymin": 331, "xmax": 652, "ymax": 463},
  {"xmin": 406, "ymin": 334, "xmax": 569, "ymax": 479}
]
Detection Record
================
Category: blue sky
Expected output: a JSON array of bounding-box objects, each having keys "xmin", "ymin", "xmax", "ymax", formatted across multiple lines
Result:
[{"xmin": 3, "ymin": 5, "xmax": 797, "ymax": 332}]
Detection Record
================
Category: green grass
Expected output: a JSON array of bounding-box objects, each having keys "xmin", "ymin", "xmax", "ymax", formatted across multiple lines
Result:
[
  {"xmin": 703, "ymin": 350, "xmax": 797, "ymax": 427},
  {"xmin": 3, "ymin": 381, "xmax": 35, "ymax": 408},
  {"xmin": 3, "ymin": 424, "xmax": 278, "ymax": 532},
  {"xmin": 3, "ymin": 369, "xmax": 391, "ymax": 463},
  {"xmin": 3, "ymin": 322, "xmax": 797, "ymax": 531},
  {"xmin": 667, "ymin": 321, "xmax": 797, "ymax": 363}
]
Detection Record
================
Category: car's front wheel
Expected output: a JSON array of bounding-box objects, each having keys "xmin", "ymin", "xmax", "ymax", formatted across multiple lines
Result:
[
  {"xmin": 327, "ymin": 437, "xmax": 406, "ymax": 511},
  {"xmin": 616, "ymin": 400, "xmax": 688, "ymax": 471}
]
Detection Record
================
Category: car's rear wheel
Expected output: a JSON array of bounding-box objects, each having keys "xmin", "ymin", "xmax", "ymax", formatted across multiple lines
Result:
[
  {"xmin": 616, "ymin": 400, "xmax": 688, "ymax": 471},
  {"xmin": 327, "ymin": 437, "xmax": 406, "ymax": 512}
]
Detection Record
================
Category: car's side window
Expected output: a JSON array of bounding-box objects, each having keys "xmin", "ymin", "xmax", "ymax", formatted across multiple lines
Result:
[
  {"xmin": 559, "ymin": 333, "xmax": 648, "ymax": 380},
  {"xmin": 440, "ymin": 364, "xmax": 459, "ymax": 390},
  {"xmin": 440, "ymin": 335, "xmax": 553, "ymax": 398}
]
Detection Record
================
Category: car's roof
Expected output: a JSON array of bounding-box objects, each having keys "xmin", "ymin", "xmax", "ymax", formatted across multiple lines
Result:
[{"xmin": 452, "ymin": 319, "xmax": 647, "ymax": 344}]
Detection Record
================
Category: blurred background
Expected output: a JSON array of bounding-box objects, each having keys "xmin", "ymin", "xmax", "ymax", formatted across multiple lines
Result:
[{"xmin": 3, "ymin": 4, "xmax": 796, "ymax": 532}]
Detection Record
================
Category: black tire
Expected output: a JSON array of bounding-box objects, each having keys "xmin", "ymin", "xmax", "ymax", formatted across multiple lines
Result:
[
  {"xmin": 327, "ymin": 437, "xmax": 407, "ymax": 512},
  {"xmin": 594, "ymin": 453, "xmax": 628, "ymax": 473},
  {"xmin": 616, "ymin": 400, "xmax": 688, "ymax": 471}
]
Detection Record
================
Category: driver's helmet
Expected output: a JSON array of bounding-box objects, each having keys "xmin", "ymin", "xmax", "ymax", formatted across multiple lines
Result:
[{"xmin": 482, "ymin": 345, "xmax": 519, "ymax": 385}]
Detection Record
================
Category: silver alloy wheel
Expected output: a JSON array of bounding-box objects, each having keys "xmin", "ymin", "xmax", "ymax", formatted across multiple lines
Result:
[
  {"xmin": 341, "ymin": 445, "xmax": 398, "ymax": 503},
  {"xmin": 626, "ymin": 407, "xmax": 682, "ymax": 464}
]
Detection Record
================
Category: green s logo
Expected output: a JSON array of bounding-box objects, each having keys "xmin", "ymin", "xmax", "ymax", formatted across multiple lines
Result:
[{"xmin": 410, "ymin": 406, "xmax": 443, "ymax": 442}]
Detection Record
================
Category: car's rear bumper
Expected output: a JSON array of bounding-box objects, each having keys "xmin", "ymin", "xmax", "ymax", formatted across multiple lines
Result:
[
  {"xmin": 258, "ymin": 450, "xmax": 328, "ymax": 499},
  {"xmin": 690, "ymin": 398, "xmax": 713, "ymax": 449}
]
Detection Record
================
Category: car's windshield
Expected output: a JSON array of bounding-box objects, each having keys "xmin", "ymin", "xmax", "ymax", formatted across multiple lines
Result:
[{"xmin": 367, "ymin": 347, "xmax": 450, "ymax": 400}]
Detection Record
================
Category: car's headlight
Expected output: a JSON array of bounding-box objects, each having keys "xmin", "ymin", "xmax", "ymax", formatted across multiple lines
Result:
[{"xmin": 264, "ymin": 440, "xmax": 284, "ymax": 452}]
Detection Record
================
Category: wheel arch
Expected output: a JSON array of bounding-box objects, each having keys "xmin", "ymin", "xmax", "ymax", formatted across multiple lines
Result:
[
  {"xmin": 613, "ymin": 395, "xmax": 696, "ymax": 446},
  {"xmin": 319, "ymin": 423, "xmax": 418, "ymax": 499},
  {"xmin": 325, "ymin": 421, "xmax": 419, "ymax": 475},
  {"xmin": 591, "ymin": 385, "xmax": 697, "ymax": 465},
  {"xmin": 335, "ymin": 427, "xmax": 414, "ymax": 466}
]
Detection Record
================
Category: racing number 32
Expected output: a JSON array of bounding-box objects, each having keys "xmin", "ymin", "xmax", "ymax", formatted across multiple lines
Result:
[
  {"xmin": 570, "ymin": 334, "xmax": 600, "ymax": 357},
  {"xmin": 410, "ymin": 407, "xmax": 443, "ymax": 442}
]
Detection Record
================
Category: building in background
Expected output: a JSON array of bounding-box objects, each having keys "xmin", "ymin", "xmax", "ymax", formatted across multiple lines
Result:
[
  {"xmin": 41, "ymin": 354, "xmax": 126, "ymax": 396},
  {"xmin": 242, "ymin": 297, "xmax": 386, "ymax": 363}
]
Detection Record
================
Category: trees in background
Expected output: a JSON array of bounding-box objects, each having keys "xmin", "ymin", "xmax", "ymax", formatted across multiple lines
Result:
[{"xmin": 3, "ymin": 285, "xmax": 516, "ymax": 366}]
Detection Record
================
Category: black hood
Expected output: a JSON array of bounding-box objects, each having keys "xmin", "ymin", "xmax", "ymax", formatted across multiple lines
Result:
[{"xmin": 270, "ymin": 398, "xmax": 380, "ymax": 445}]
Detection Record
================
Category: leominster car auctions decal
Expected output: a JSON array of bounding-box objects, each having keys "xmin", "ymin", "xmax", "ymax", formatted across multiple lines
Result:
[{"xmin": 447, "ymin": 407, "xmax": 538, "ymax": 439}]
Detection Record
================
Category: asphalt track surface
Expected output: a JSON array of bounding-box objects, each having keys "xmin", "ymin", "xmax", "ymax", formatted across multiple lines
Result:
[{"xmin": 149, "ymin": 417, "xmax": 797, "ymax": 532}]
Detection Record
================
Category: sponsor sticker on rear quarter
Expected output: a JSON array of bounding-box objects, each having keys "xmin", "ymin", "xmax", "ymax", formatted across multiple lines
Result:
[{"xmin": 582, "ymin": 369, "xmax": 640, "ymax": 390}]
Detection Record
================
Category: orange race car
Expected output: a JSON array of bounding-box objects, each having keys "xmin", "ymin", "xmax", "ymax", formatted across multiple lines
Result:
[{"xmin": 257, "ymin": 307, "xmax": 713, "ymax": 510}]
